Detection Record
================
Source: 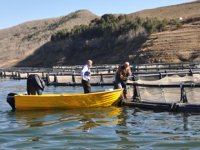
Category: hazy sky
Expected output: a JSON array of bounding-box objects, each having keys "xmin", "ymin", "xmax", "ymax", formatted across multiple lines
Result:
[{"xmin": 0, "ymin": 0, "xmax": 195, "ymax": 29}]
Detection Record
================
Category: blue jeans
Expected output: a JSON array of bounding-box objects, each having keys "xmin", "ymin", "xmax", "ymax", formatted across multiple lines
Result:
[
  {"xmin": 114, "ymin": 81, "xmax": 127, "ymax": 95},
  {"xmin": 121, "ymin": 81, "xmax": 127, "ymax": 95}
]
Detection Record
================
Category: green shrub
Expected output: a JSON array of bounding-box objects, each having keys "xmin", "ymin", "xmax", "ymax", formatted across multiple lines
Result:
[{"xmin": 51, "ymin": 15, "xmax": 176, "ymax": 41}]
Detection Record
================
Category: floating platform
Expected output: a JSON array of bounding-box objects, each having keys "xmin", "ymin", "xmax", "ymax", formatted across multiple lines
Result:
[
  {"xmin": 123, "ymin": 74, "xmax": 200, "ymax": 113},
  {"xmin": 123, "ymin": 100, "xmax": 200, "ymax": 112}
]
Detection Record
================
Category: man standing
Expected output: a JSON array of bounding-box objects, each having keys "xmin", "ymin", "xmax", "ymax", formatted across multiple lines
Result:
[
  {"xmin": 81, "ymin": 60, "xmax": 93, "ymax": 93},
  {"xmin": 114, "ymin": 62, "xmax": 131, "ymax": 99},
  {"xmin": 27, "ymin": 74, "xmax": 45, "ymax": 95}
]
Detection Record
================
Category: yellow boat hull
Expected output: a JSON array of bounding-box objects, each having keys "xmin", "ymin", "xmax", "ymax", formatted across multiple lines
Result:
[{"xmin": 15, "ymin": 89, "xmax": 123, "ymax": 110}]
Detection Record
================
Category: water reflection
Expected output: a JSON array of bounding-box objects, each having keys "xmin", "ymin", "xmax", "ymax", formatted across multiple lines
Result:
[
  {"xmin": 181, "ymin": 112, "xmax": 189, "ymax": 131},
  {"xmin": 15, "ymin": 107, "xmax": 123, "ymax": 132}
]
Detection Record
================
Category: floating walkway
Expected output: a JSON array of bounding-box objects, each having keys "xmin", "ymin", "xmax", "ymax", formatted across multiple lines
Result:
[{"xmin": 46, "ymin": 74, "xmax": 116, "ymax": 86}]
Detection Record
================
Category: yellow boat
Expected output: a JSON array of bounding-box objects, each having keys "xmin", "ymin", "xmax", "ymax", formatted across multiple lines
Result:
[{"xmin": 7, "ymin": 89, "xmax": 123, "ymax": 110}]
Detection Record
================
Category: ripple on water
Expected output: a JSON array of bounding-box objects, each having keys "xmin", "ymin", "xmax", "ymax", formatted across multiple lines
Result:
[{"xmin": 1, "ymin": 79, "xmax": 200, "ymax": 149}]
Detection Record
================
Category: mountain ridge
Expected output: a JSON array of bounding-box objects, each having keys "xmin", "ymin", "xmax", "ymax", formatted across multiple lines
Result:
[{"xmin": 0, "ymin": 2, "xmax": 200, "ymax": 67}]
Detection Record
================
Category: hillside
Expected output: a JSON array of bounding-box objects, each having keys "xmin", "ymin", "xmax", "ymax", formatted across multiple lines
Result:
[
  {"xmin": 135, "ymin": 25, "xmax": 200, "ymax": 63},
  {"xmin": 0, "ymin": 1, "xmax": 200, "ymax": 68},
  {"xmin": 128, "ymin": 1, "xmax": 200, "ymax": 20},
  {"xmin": 0, "ymin": 10, "xmax": 99, "ymax": 67}
]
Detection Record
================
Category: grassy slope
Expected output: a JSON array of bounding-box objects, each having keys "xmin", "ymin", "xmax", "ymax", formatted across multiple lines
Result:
[{"xmin": 0, "ymin": 2, "xmax": 200, "ymax": 67}]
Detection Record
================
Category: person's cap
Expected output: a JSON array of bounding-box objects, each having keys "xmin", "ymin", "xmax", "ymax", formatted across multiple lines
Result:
[{"xmin": 125, "ymin": 62, "xmax": 129, "ymax": 66}]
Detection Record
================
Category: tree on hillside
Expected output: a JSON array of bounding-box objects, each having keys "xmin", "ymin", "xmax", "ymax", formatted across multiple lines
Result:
[{"xmin": 51, "ymin": 15, "xmax": 174, "ymax": 42}]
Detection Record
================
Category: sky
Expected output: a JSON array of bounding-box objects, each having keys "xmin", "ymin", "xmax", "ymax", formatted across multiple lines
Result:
[{"xmin": 0, "ymin": 0, "xmax": 195, "ymax": 29}]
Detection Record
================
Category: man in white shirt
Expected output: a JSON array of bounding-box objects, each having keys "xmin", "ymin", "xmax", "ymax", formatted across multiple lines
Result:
[{"xmin": 81, "ymin": 60, "xmax": 93, "ymax": 93}]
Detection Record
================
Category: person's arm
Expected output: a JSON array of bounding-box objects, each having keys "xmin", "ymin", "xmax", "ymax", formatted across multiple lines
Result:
[
  {"xmin": 120, "ymin": 67, "xmax": 131, "ymax": 81},
  {"xmin": 81, "ymin": 66, "xmax": 86, "ymax": 75},
  {"xmin": 121, "ymin": 75, "xmax": 128, "ymax": 81},
  {"xmin": 39, "ymin": 77, "xmax": 45, "ymax": 90},
  {"xmin": 35, "ymin": 75, "xmax": 45, "ymax": 90}
]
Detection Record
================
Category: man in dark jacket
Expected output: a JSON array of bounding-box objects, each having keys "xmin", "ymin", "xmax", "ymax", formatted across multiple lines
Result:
[{"xmin": 27, "ymin": 74, "xmax": 45, "ymax": 95}]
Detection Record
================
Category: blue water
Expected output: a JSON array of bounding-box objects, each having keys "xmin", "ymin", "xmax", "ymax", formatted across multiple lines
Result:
[{"xmin": 1, "ymin": 78, "xmax": 200, "ymax": 149}]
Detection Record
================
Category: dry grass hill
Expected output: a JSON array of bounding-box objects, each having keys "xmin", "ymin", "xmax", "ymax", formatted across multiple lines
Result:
[
  {"xmin": 128, "ymin": 1, "xmax": 200, "ymax": 19},
  {"xmin": 136, "ymin": 24, "xmax": 200, "ymax": 63},
  {"xmin": 0, "ymin": 10, "xmax": 98, "ymax": 67},
  {"xmin": 128, "ymin": 1, "xmax": 200, "ymax": 64},
  {"xmin": 0, "ymin": 1, "xmax": 200, "ymax": 68}
]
